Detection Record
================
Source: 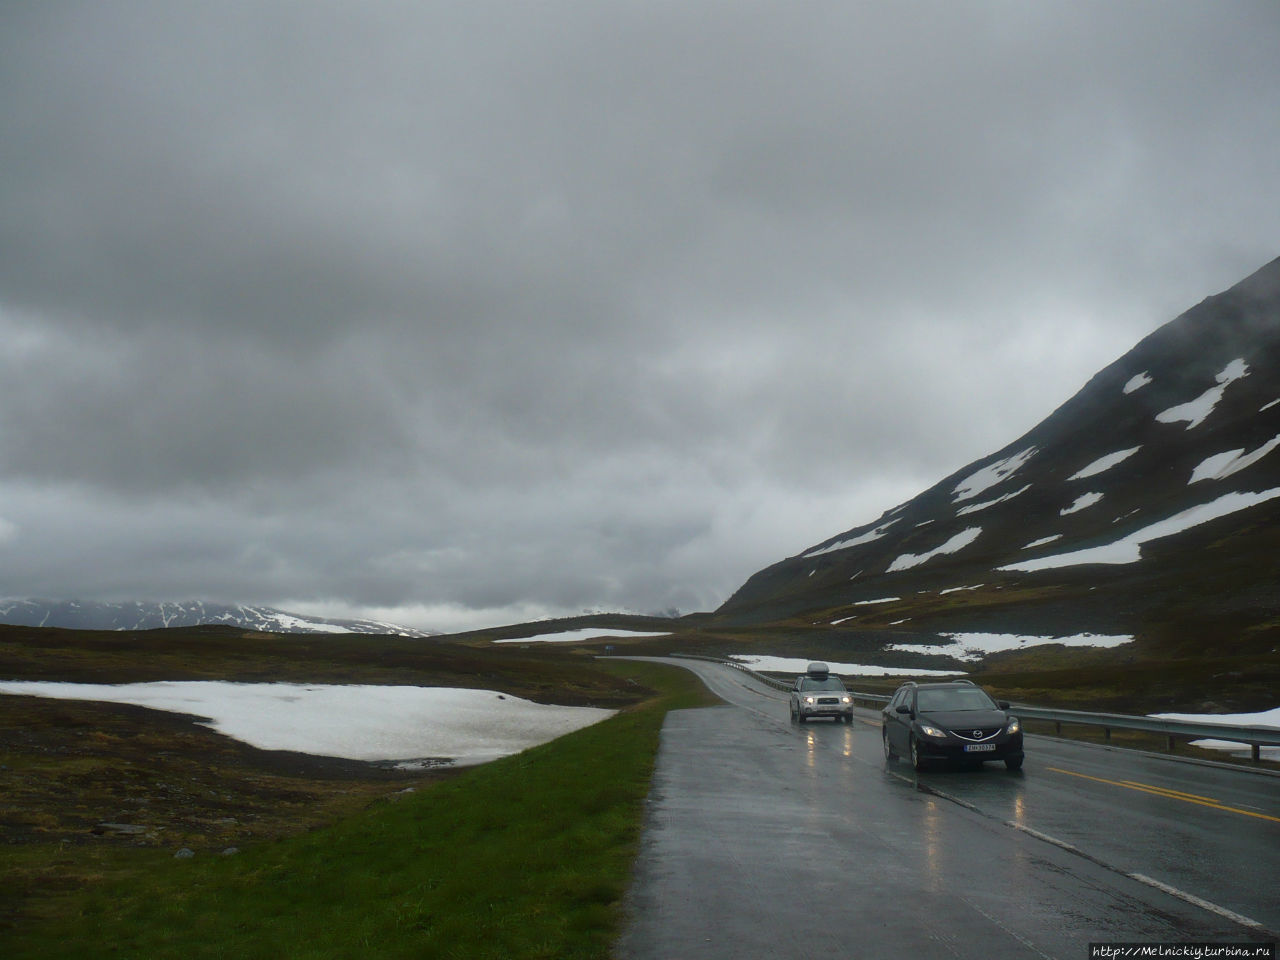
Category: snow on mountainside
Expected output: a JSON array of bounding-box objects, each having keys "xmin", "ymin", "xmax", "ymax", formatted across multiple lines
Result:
[
  {"xmin": 0, "ymin": 599, "xmax": 435, "ymax": 638},
  {"xmin": 717, "ymin": 256, "xmax": 1280, "ymax": 657}
]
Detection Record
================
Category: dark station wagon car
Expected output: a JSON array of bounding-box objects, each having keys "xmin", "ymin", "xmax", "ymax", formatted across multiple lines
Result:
[{"xmin": 882, "ymin": 680, "xmax": 1024, "ymax": 771}]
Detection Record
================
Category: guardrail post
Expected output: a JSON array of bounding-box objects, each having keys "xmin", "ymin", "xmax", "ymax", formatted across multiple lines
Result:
[
  {"xmin": 1167, "ymin": 735, "xmax": 1176, "ymax": 753},
  {"xmin": 1104, "ymin": 727, "xmax": 1111, "ymax": 742},
  {"xmin": 1055, "ymin": 720, "xmax": 1062, "ymax": 735},
  {"xmin": 1252, "ymin": 743, "xmax": 1261, "ymax": 763}
]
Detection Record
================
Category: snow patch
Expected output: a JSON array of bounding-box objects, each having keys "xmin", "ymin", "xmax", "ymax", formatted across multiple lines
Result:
[
  {"xmin": 850, "ymin": 596, "xmax": 901, "ymax": 606},
  {"xmin": 956, "ymin": 485, "xmax": 1031, "ymax": 516},
  {"xmin": 1155, "ymin": 359, "xmax": 1249, "ymax": 430},
  {"xmin": 1069, "ymin": 447, "xmax": 1141, "ymax": 481},
  {"xmin": 1123, "ymin": 372, "xmax": 1153, "ymax": 394},
  {"xmin": 887, "ymin": 527, "xmax": 982, "ymax": 572},
  {"xmin": 1189, "ymin": 433, "xmax": 1280, "ymax": 483},
  {"xmin": 729, "ymin": 655, "xmax": 962, "ymax": 677},
  {"xmin": 804, "ymin": 518, "xmax": 901, "ymax": 558},
  {"xmin": 1000, "ymin": 487, "xmax": 1280, "ymax": 572},
  {"xmin": 887, "ymin": 632, "xmax": 1133, "ymax": 662},
  {"xmin": 1022, "ymin": 535, "xmax": 1062, "ymax": 549},
  {"xmin": 953, "ymin": 448, "xmax": 1037, "ymax": 503},
  {"xmin": 492, "ymin": 628, "xmax": 671, "ymax": 644},
  {"xmin": 1151, "ymin": 707, "xmax": 1280, "ymax": 760},
  {"xmin": 1060, "ymin": 492, "xmax": 1104, "ymax": 516},
  {"xmin": 1262, "ymin": 399, "xmax": 1280, "ymax": 413},
  {"xmin": 0, "ymin": 681, "xmax": 614, "ymax": 766},
  {"xmin": 939, "ymin": 584, "xmax": 985, "ymax": 595}
]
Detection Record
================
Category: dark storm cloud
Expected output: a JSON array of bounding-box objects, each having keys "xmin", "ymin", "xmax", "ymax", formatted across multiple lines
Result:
[{"xmin": 2, "ymin": 1, "xmax": 1277, "ymax": 628}]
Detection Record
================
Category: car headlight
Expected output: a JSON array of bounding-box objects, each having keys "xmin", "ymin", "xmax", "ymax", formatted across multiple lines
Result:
[
  {"xmin": 840, "ymin": 695, "xmax": 852, "ymax": 704},
  {"xmin": 803, "ymin": 696, "xmax": 817, "ymax": 704},
  {"xmin": 918, "ymin": 723, "xmax": 946, "ymax": 738},
  {"xmin": 1006, "ymin": 717, "xmax": 1021, "ymax": 734}
]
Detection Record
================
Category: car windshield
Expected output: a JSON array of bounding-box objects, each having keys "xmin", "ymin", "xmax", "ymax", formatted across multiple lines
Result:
[
  {"xmin": 916, "ymin": 687, "xmax": 997, "ymax": 712},
  {"xmin": 800, "ymin": 677, "xmax": 846, "ymax": 691}
]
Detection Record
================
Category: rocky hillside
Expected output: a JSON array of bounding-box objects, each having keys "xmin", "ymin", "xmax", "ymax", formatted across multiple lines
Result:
[{"xmin": 715, "ymin": 256, "xmax": 1280, "ymax": 665}]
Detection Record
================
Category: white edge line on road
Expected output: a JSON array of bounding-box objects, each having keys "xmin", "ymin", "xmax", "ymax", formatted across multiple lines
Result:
[
  {"xmin": 1127, "ymin": 872, "xmax": 1270, "ymax": 933},
  {"xmin": 1003, "ymin": 820, "xmax": 1272, "ymax": 935}
]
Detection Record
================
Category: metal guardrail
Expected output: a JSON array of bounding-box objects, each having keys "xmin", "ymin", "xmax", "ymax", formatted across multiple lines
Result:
[
  {"xmin": 666, "ymin": 653, "xmax": 1279, "ymax": 763},
  {"xmin": 1008, "ymin": 705, "xmax": 1280, "ymax": 763}
]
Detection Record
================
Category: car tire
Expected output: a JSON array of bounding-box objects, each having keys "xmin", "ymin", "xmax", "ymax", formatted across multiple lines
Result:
[
  {"xmin": 797, "ymin": 713, "xmax": 806, "ymax": 724},
  {"xmin": 910, "ymin": 736, "xmax": 925, "ymax": 771},
  {"xmin": 843, "ymin": 714, "xmax": 853, "ymax": 724},
  {"xmin": 883, "ymin": 728, "xmax": 897, "ymax": 760},
  {"xmin": 1005, "ymin": 757, "xmax": 1024, "ymax": 771}
]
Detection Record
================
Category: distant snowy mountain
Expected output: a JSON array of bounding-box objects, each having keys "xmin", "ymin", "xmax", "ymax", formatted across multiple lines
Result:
[
  {"xmin": 718, "ymin": 256, "xmax": 1280, "ymax": 660},
  {"xmin": 0, "ymin": 599, "xmax": 436, "ymax": 638}
]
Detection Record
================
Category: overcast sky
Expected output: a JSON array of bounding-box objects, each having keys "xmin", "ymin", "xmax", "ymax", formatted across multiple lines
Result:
[{"xmin": 2, "ymin": 2, "xmax": 1277, "ymax": 633}]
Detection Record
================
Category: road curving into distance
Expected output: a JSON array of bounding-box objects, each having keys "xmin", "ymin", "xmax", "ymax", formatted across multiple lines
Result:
[{"xmin": 612, "ymin": 657, "xmax": 1279, "ymax": 960}]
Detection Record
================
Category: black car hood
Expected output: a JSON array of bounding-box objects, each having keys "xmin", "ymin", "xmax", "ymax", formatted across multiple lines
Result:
[{"xmin": 921, "ymin": 709, "xmax": 1007, "ymax": 730}]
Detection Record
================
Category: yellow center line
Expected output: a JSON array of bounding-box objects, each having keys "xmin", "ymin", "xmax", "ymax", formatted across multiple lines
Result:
[
  {"xmin": 1118, "ymin": 780, "xmax": 1218, "ymax": 803},
  {"xmin": 1047, "ymin": 767, "xmax": 1280, "ymax": 824}
]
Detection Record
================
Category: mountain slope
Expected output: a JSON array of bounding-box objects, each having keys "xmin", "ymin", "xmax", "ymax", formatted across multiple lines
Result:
[
  {"xmin": 716, "ymin": 256, "xmax": 1280, "ymax": 660},
  {"xmin": 0, "ymin": 599, "xmax": 435, "ymax": 638}
]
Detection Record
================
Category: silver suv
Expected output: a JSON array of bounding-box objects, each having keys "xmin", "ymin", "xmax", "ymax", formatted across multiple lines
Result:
[{"xmin": 789, "ymin": 662, "xmax": 854, "ymax": 724}]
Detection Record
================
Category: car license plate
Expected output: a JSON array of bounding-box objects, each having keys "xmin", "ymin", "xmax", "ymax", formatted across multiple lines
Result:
[{"xmin": 963, "ymin": 743, "xmax": 996, "ymax": 752}]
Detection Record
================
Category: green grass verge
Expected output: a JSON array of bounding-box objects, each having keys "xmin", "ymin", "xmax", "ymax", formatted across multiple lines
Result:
[{"xmin": 3, "ymin": 659, "xmax": 718, "ymax": 960}]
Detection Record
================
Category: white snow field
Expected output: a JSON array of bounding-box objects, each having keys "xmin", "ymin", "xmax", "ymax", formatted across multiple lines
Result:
[
  {"xmin": 1124, "ymin": 372, "xmax": 1153, "ymax": 394},
  {"xmin": 729, "ymin": 655, "xmax": 961, "ymax": 677},
  {"xmin": 0, "ymin": 681, "xmax": 615, "ymax": 767},
  {"xmin": 803, "ymin": 518, "xmax": 901, "ymax": 558},
  {"xmin": 1151, "ymin": 707, "xmax": 1280, "ymax": 761},
  {"xmin": 1000, "ymin": 487, "xmax": 1280, "ymax": 572},
  {"xmin": 956, "ymin": 484, "xmax": 1030, "ymax": 516},
  {"xmin": 953, "ymin": 447, "xmax": 1037, "ymax": 502},
  {"xmin": 1069, "ymin": 446, "xmax": 1141, "ymax": 481},
  {"xmin": 1155, "ymin": 358, "xmax": 1249, "ymax": 430},
  {"xmin": 491, "ymin": 628, "xmax": 671, "ymax": 644},
  {"xmin": 887, "ymin": 632, "xmax": 1133, "ymax": 662},
  {"xmin": 1060, "ymin": 492, "xmax": 1104, "ymax": 516},
  {"xmin": 1189, "ymin": 433, "xmax": 1280, "ymax": 484},
  {"xmin": 887, "ymin": 527, "xmax": 982, "ymax": 572}
]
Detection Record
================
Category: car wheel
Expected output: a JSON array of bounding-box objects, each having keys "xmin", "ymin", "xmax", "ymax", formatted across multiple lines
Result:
[
  {"xmin": 883, "ymin": 728, "xmax": 897, "ymax": 760},
  {"xmin": 797, "ymin": 713, "xmax": 806, "ymax": 724},
  {"xmin": 1005, "ymin": 757, "xmax": 1024, "ymax": 771},
  {"xmin": 910, "ymin": 736, "xmax": 925, "ymax": 771},
  {"xmin": 844, "ymin": 714, "xmax": 854, "ymax": 724}
]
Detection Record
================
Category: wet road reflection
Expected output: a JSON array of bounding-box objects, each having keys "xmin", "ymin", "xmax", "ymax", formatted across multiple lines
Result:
[{"xmin": 615, "ymin": 656, "xmax": 1280, "ymax": 947}]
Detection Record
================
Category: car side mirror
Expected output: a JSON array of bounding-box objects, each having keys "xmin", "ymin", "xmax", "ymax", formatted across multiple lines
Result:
[
  {"xmin": 895, "ymin": 704, "xmax": 911, "ymax": 714},
  {"xmin": 998, "ymin": 701, "xmax": 1010, "ymax": 710}
]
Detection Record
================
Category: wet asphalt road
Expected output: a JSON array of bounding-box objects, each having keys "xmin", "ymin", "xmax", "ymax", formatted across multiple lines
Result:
[{"xmin": 612, "ymin": 658, "xmax": 1279, "ymax": 960}]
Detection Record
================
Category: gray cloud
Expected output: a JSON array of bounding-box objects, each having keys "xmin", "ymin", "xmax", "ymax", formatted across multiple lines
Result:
[{"xmin": 2, "ymin": 1, "xmax": 1277, "ymax": 629}]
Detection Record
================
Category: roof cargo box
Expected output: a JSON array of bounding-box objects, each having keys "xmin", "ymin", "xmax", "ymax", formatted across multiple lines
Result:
[{"xmin": 806, "ymin": 662, "xmax": 829, "ymax": 678}]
